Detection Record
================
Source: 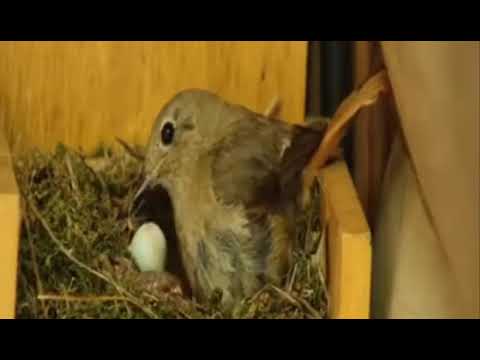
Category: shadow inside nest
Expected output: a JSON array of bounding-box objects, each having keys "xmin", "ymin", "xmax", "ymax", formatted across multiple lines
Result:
[{"xmin": 131, "ymin": 183, "xmax": 192, "ymax": 297}]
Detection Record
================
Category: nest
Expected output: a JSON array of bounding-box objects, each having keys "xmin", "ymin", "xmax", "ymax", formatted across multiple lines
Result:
[{"xmin": 14, "ymin": 143, "xmax": 329, "ymax": 319}]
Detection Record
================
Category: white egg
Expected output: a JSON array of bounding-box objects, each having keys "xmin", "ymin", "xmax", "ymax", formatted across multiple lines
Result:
[{"xmin": 128, "ymin": 222, "xmax": 167, "ymax": 272}]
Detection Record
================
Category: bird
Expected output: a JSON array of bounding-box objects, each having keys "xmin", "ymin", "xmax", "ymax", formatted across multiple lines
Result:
[{"xmin": 135, "ymin": 70, "xmax": 390, "ymax": 310}]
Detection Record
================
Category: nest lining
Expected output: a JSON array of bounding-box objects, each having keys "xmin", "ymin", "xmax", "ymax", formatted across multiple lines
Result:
[{"xmin": 14, "ymin": 143, "xmax": 328, "ymax": 319}]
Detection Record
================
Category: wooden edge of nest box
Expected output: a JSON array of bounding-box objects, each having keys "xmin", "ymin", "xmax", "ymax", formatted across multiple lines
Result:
[
  {"xmin": 0, "ymin": 132, "xmax": 21, "ymax": 319},
  {"xmin": 320, "ymin": 161, "xmax": 372, "ymax": 319}
]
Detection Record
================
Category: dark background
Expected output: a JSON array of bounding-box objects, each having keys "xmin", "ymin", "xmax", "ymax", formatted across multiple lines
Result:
[{"xmin": 305, "ymin": 41, "xmax": 354, "ymax": 169}]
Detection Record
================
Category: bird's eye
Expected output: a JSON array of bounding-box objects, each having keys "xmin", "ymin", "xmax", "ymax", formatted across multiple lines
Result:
[{"xmin": 161, "ymin": 122, "xmax": 175, "ymax": 146}]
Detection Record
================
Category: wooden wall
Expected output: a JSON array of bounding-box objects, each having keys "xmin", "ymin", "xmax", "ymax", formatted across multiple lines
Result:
[{"xmin": 0, "ymin": 41, "xmax": 307, "ymax": 154}]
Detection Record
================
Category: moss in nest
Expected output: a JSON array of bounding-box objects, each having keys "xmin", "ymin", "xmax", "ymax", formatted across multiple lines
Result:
[{"xmin": 14, "ymin": 143, "xmax": 328, "ymax": 319}]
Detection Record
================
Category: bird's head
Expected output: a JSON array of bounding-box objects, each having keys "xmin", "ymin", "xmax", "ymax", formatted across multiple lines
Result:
[{"xmin": 136, "ymin": 89, "xmax": 230, "ymax": 199}]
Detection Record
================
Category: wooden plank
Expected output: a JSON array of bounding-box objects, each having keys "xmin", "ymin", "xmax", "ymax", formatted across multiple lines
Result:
[
  {"xmin": 0, "ymin": 132, "xmax": 21, "ymax": 319},
  {"xmin": 0, "ymin": 41, "xmax": 307, "ymax": 154},
  {"xmin": 320, "ymin": 161, "xmax": 372, "ymax": 319}
]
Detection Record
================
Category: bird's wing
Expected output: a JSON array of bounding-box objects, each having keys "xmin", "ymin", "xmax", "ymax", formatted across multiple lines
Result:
[
  {"xmin": 210, "ymin": 114, "xmax": 289, "ymax": 208},
  {"xmin": 210, "ymin": 113, "xmax": 326, "ymax": 213},
  {"xmin": 209, "ymin": 113, "xmax": 325, "ymax": 284}
]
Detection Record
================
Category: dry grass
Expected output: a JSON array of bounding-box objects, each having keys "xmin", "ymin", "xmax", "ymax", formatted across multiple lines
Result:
[{"xmin": 14, "ymin": 143, "xmax": 328, "ymax": 319}]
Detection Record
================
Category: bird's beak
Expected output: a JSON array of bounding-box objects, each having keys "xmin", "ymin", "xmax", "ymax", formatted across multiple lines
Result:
[
  {"xmin": 133, "ymin": 154, "xmax": 167, "ymax": 204},
  {"xmin": 133, "ymin": 175, "xmax": 153, "ymax": 204}
]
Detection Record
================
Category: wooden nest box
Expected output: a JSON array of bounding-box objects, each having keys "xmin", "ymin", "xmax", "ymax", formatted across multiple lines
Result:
[
  {"xmin": 0, "ymin": 131, "xmax": 372, "ymax": 319},
  {"xmin": 0, "ymin": 41, "xmax": 373, "ymax": 319}
]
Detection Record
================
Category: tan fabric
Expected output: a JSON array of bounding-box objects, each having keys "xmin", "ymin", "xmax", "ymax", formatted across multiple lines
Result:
[
  {"xmin": 373, "ymin": 41, "xmax": 479, "ymax": 318},
  {"xmin": 373, "ymin": 135, "xmax": 467, "ymax": 317}
]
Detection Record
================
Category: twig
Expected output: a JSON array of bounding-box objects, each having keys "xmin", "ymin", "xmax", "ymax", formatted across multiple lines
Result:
[
  {"xmin": 77, "ymin": 152, "xmax": 112, "ymax": 208},
  {"xmin": 38, "ymin": 293, "xmax": 128, "ymax": 303},
  {"xmin": 142, "ymin": 293, "xmax": 193, "ymax": 319},
  {"xmin": 271, "ymin": 285, "xmax": 322, "ymax": 319},
  {"xmin": 65, "ymin": 152, "xmax": 80, "ymax": 193},
  {"xmin": 264, "ymin": 96, "xmax": 282, "ymax": 118},
  {"xmin": 287, "ymin": 264, "xmax": 298, "ymax": 293},
  {"xmin": 19, "ymin": 273, "xmax": 39, "ymax": 317},
  {"xmin": 318, "ymin": 266, "xmax": 329, "ymax": 314},
  {"xmin": 313, "ymin": 226, "xmax": 330, "ymax": 311},
  {"xmin": 246, "ymin": 285, "xmax": 269, "ymax": 305},
  {"xmin": 115, "ymin": 137, "xmax": 145, "ymax": 161},
  {"xmin": 232, "ymin": 286, "xmax": 269, "ymax": 318},
  {"xmin": 65, "ymin": 152, "xmax": 82, "ymax": 207},
  {"xmin": 304, "ymin": 194, "xmax": 315, "ymax": 253},
  {"xmin": 24, "ymin": 214, "xmax": 47, "ymax": 318},
  {"xmin": 25, "ymin": 196, "xmax": 158, "ymax": 319},
  {"xmin": 307, "ymin": 260, "xmax": 311, "ymax": 283}
]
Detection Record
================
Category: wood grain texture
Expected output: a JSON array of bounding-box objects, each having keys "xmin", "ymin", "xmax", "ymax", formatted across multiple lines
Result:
[
  {"xmin": 0, "ymin": 42, "xmax": 374, "ymax": 318},
  {"xmin": 0, "ymin": 41, "xmax": 307, "ymax": 154},
  {"xmin": 320, "ymin": 161, "xmax": 372, "ymax": 319},
  {"xmin": 0, "ymin": 132, "xmax": 21, "ymax": 319}
]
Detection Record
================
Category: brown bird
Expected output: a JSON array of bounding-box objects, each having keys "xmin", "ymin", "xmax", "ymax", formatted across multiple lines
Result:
[{"xmin": 136, "ymin": 70, "xmax": 390, "ymax": 310}]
